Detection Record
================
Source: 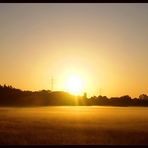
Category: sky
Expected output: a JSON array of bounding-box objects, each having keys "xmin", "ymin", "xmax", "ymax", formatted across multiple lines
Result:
[{"xmin": 0, "ymin": 3, "xmax": 148, "ymax": 97}]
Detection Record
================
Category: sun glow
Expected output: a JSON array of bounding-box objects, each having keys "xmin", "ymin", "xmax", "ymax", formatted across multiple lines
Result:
[{"xmin": 65, "ymin": 75, "xmax": 84, "ymax": 95}]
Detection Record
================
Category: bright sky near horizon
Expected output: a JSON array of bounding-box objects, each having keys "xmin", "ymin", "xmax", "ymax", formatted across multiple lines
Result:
[{"xmin": 0, "ymin": 3, "xmax": 148, "ymax": 97}]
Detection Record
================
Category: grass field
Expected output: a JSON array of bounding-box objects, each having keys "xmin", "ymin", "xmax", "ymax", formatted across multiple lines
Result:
[{"xmin": 0, "ymin": 106, "xmax": 148, "ymax": 145}]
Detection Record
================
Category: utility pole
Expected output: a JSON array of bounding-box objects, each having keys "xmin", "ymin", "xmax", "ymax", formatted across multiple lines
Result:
[
  {"xmin": 99, "ymin": 88, "xmax": 102, "ymax": 96},
  {"xmin": 50, "ymin": 76, "xmax": 54, "ymax": 91}
]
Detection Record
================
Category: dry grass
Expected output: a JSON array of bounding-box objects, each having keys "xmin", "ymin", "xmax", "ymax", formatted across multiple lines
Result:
[{"xmin": 0, "ymin": 106, "xmax": 148, "ymax": 145}]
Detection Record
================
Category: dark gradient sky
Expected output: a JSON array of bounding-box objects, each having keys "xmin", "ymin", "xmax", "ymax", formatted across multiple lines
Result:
[{"xmin": 0, "ymin": 3, "xmax": 148, "ymax": 97}]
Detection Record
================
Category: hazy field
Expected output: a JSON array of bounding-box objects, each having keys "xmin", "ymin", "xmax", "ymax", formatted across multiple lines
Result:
[{"xmin": 0, "ymin": 106, "xmax": 148, "ymax": 145}]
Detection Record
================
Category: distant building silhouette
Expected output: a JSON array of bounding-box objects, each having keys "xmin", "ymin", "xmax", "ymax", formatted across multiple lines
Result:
[{"xmin": 83, "ymin": 92, "xmax": 87, "ymax": 99}]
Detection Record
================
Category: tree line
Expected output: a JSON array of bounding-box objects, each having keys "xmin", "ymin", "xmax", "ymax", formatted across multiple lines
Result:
[{"xmin": 0, "ymin": 84, "xmax": 148, "ymax": 107}]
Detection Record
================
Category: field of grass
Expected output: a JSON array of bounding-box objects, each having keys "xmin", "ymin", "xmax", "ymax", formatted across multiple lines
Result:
[{"xmin": 0, "ymin": 106, "xmax": 148, "ymax": 145}]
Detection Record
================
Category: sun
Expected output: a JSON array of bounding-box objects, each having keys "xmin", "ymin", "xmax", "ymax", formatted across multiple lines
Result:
[{"xmin": 65, "ymin": 75, "xmax": 84, "ymax": 95}]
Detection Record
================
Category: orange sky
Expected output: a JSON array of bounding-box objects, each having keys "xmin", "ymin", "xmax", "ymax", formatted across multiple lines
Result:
[{"xmin": 0, "ymin": 4, "xmax": 148, "ymax": 97}]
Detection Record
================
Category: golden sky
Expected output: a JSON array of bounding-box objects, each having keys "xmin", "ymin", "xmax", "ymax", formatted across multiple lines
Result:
[{"xmin": 0, "ymin": 4, "xmax": 148, "ymax": 97}]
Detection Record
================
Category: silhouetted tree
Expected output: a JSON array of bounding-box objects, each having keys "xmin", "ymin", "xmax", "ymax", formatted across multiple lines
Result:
[
  {"xmin": 1, "ymin": 84, "xmax": 148, "ymax": 107},
  {"xmin": 139, "ymin": 94, "xmax": 148, "ymax": 100}
]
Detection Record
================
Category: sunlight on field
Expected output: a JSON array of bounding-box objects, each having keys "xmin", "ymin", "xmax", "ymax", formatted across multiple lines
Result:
[{"xmin": 0, "ymin": 106, "xmax": 148, "ymax": 144}]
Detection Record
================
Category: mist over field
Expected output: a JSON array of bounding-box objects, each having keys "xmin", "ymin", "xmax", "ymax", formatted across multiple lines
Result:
[{"xmin": 0, "ymin": 106, "xmax": 148, "ymax": 144}]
